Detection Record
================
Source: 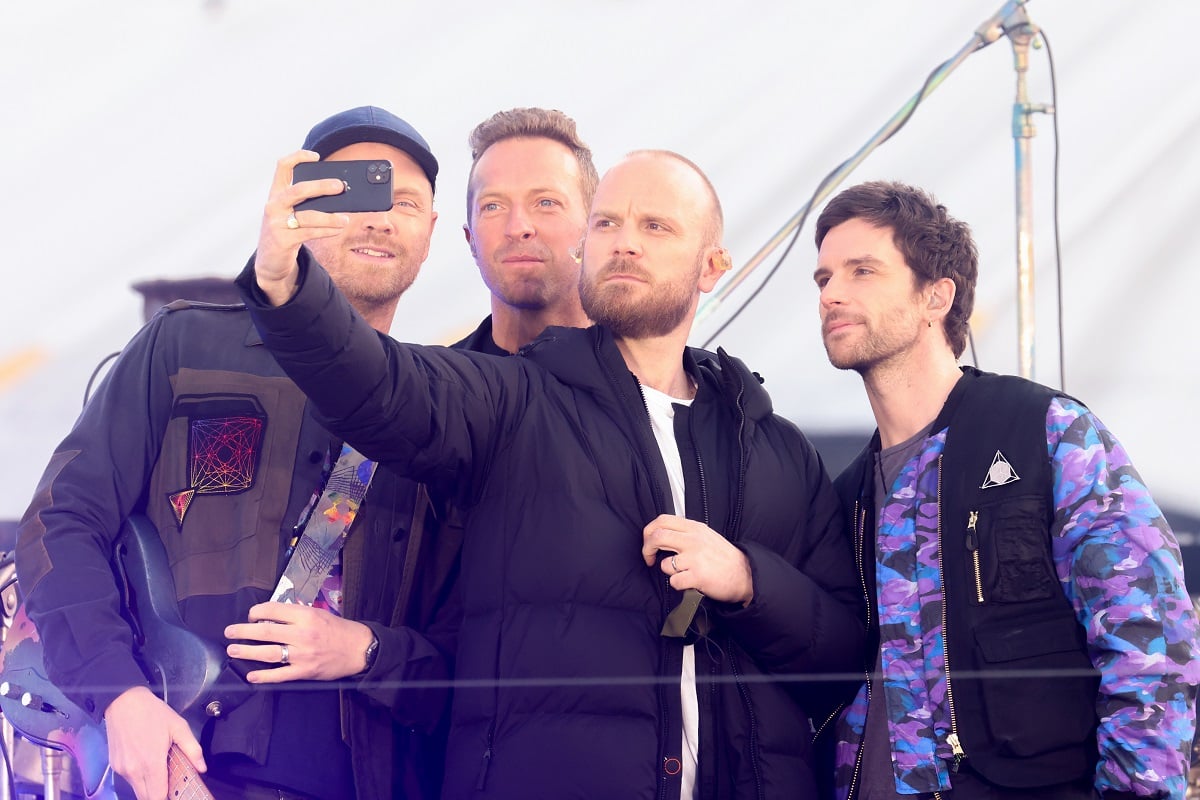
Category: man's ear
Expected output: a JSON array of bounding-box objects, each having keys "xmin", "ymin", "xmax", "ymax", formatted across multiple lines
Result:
[
  {"xmin": 926, "ymin": 277, "xmax": 955, "ymax": 314},
  {"xmin": 463, "ymin": 224, "xmax": 477, "ymax": 258},
  {"xmin": 699, "ymin": 246, "xmax": 732, "ymax": 292}
]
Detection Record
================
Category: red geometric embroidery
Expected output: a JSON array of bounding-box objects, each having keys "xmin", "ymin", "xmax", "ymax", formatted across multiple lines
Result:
[
  {"xmin": 169, "ymin": 415, "xmax": 265, "ymax": 528},
  {"xmin": 188, "ymin": 416, "xmax": 264, "ymax": 494},
  {"xmin": 169, "ymin": 488, "xmax": 196, "ymax": 525}
]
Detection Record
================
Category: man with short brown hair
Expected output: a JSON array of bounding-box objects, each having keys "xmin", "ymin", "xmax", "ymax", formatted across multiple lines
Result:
[
  {"xmin": 813, "ymin": 180, "xmax": 1199, "ymax": 800},
  {"xmin": 457, "ymin": 107, "xmax": 596, "ymax": 354}
]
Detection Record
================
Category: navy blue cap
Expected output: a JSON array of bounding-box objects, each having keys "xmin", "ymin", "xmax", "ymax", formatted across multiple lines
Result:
[{"xmin": 302, "ymin": 106, "xmax": 439, "ymax": 192}]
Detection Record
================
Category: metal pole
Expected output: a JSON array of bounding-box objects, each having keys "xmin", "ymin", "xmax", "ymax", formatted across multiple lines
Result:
[
  {"xmin": 40, "ymin": 748, "xmax": 63, "ymax": 800},
  {"xmin": 1009, "ymin": 7, "xmax": 1038, "ymax": 379}
]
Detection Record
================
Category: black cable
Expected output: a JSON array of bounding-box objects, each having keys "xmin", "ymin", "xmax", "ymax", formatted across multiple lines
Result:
[
  {"xmin": 701, "ymin": 48, "xmax": 969, "ymax": 350},
  {"xmin": 83, "ymin": 351, "xmax": 121, "ymax": 408},
  {"xmin": 1039, "ymin": 29, "xmax": 1066, "ymax": 392}
]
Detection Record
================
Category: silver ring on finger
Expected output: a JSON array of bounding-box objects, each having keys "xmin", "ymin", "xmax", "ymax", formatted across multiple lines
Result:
[
  {"xmin": 279, "ymin": 644, "xmax": 290, "ymax": 665},
  {"xmin": 286, "ymin": 211, "xmax": 300, "ymax": 230},
  {"xmin": 671, "ymin": 554, "xmax": 681, "ymax": 574}
]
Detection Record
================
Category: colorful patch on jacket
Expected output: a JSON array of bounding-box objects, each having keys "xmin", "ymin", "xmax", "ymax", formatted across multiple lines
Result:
[{"xmin": 168, "ymin": 413, "xmax": 266, "ymax": 526}]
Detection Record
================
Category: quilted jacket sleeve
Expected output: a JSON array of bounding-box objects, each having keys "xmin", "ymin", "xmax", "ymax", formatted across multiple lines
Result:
[{"xmin": 236, "ymin": 249, "xmax": 530, "ymax": 504}]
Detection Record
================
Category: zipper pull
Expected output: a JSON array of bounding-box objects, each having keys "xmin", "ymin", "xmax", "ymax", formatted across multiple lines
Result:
[
  {"xmin": 965, "ymin": 511, "xmax": 979, "ymax": 550},
  {"xmin": 476, "ymin": 745, "xmax": 492, "ymax": 790},
  {"xmin": 947, "ymin": 732, "xmax": 966, "ymax": 773}
]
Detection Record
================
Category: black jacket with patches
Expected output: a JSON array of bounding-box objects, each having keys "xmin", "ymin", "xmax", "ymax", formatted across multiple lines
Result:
[{"xmin": 16, "ymin": 300, "xmax": 458, "ymax": 799}]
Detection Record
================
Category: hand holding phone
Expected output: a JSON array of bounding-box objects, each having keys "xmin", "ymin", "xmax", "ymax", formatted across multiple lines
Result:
[{"xmin": 293, "ymin": 160, "xmax": 393, "ymax": 213}]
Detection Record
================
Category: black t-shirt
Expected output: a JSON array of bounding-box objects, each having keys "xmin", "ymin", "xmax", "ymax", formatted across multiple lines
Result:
[{"xmin": 207, "ymin": 686, "xmax": 353, "ymax": 800}]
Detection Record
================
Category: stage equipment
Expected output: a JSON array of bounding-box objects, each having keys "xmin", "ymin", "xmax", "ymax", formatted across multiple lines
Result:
[{"xmin": 700, "ymin": 0, "xmax": 1055, "ymax": 380}]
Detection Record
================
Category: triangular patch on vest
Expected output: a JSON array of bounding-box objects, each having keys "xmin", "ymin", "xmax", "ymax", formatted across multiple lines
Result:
[{"xmin": 980, "ymin": 450, "xmax": 1020, "ymax": 489}]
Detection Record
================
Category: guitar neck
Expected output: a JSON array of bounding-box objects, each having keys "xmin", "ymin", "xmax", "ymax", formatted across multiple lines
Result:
[{"xmin": 167, "ymin": 744, "xmax": 215, "ymax": 800}]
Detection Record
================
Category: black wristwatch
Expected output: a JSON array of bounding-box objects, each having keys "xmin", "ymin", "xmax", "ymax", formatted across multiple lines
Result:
[{"xmin": 361, "ymin": 634, "xmax": 380, "ymax": 674}]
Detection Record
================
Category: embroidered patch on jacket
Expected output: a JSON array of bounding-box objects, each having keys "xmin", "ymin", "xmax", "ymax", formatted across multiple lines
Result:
[
  {"xmin": 980, "ymin": 450, "xmax": 1021, "ymax": 489},
  {"xmin": 168, "ymin": 488, "xmax": 196, "ymax": 525},
  {"xmin": 169, "ymin": 414, "xmax": 265, "ymax": 526}
]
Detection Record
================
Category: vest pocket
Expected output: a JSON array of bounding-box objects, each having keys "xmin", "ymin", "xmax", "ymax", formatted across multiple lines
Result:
[
  {"xmin": 972, "ymin": 614, "xmax": 1098, "ymax": 757},
  {"xmin": 968, "ymin": 496, "xmax": 1058, "ymax": 604}
]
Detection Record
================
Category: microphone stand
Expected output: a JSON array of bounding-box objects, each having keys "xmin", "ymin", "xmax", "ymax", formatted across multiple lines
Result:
[
  {"xmin": 1007, "ymin": 6, "xmax": 1053, "ymax": 379},
  {"xmin": 697, "ymin": 0, "xmax": 1046, "ymax": 372}
]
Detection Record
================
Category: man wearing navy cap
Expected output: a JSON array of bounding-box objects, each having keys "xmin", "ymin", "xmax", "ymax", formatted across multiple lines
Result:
[{"xmin": 16, "ymin": 106, "xmax": 456, "ymax": 800}]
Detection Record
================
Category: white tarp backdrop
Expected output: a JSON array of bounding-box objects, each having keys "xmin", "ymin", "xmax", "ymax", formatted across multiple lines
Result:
[{"xmin": 2, "ymin": 1, "xmax": 1198, "ymax": 531}]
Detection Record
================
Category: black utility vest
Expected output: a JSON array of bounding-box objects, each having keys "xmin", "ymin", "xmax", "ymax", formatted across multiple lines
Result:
[
  {"xmin": 936, "ymin": 367, "xmax": 1099, "ymax": 787},
  {"xmin": 846, "ymin": 368, "xmax": 1101, "ymax": 789}
]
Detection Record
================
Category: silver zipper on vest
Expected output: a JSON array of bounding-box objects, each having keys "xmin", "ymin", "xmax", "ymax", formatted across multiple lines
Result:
[
  {"xmin": 844, "ymin": 501, "xmax": 871, "ymax": 800},
  {"xmin": 938, "ymin": 458, "xmax": 967, "ymax": 773},
  {"xmin": 965, "ymin": 510, "xmax": 985, "ymax": 604}
]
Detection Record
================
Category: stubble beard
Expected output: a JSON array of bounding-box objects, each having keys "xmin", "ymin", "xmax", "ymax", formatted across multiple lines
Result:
[
  {"xmin": 824, "ymin": 309, "xmax": 922, "ymax": 377},
  {"xmin": 310, "ymin": 240, "xmax": 420, "ymax": 313},
  {"xmin": 580, "ymin": 256, "xmax": 699, "ymax": 339}
]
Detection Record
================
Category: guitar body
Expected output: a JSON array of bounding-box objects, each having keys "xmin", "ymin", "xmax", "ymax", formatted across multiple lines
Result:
[
  {"xmin": 115, "ymin": 514, "xmax": 225, "ymax": 716},
  {"xmin": 0, "ymin": 605, "xmax": 113, "ymax": 797},
  {"xmin": 0, "ymin": 514, "xmax": 222, "ymax": 799}
]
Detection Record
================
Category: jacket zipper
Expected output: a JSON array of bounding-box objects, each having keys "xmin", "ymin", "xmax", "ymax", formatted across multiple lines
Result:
[
  {"xmin": 723, "ymin": 367, "xmax": 765, "ymax": 799},
  {"xmin": 606, "ymin": 345, "xmax": 677, "ymax": 800},
  {"xmin": 476, "ymin": 722, "xmax": 495, "ymax": 789},
  {"xmin": 937, "ymin": 458, "xmax": 967, "ymax": 772},
  {"xmin": 687, "ymin": 406, "xmax": 711, "ymax": 528},
  {"xmin": 728, "ymin": 650, "xmax": 765, "ymax": 800},
  {"xmin": 728, "ymin": 371, "xmax": 748, "ymax": 538},
  {"xmin": 641, "ymin": 371, "xmax": 672, "ymax": 800},
  {"xmin": 965, "ymin": 510, "xmax": 984, "ymax": 604},
  {"xmin": 845, "ymin": 501, "xmax": 871, "ymax": 800}
]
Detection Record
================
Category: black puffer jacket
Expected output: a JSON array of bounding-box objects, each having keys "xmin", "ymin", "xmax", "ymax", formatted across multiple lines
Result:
[{"xmin": 238, "ymin": 253, "xmax": 864, "ymax": 800}]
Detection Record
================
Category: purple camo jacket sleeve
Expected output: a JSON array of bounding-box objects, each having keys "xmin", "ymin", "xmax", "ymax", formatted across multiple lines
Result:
[{"xmin": 1048, "ymin": 397, "xmax": 1200, "ymax": 798}]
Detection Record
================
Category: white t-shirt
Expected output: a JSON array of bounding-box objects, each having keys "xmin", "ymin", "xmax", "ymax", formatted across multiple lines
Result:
[{"xmin": 641, "ymin": 383, "xmax": 699, "ymax": 799}]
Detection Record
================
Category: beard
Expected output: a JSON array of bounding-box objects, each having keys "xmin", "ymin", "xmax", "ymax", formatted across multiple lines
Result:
[
  {"xmin": 822, "ymin": 306, "xmax": 922, "ymax": 374},
  {"xmin": 579, "ymin": 256, "xmax": 700, "ymax": 339},
  {"xmin": 307, "ymin": 238, "xmax": 420, "ymax": 311},
  {"xmin": 482, "ymin": 241, "xmax": 569, "ymax": 311}
]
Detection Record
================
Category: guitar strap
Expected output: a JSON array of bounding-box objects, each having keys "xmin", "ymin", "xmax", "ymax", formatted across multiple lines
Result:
[
  {"xmin": 218, "ymin": 443, "xmax": 378, "ymax": 701},
  {"xmin": 270, "ymin": 443, "xmax": 378, "ymax": 607}
]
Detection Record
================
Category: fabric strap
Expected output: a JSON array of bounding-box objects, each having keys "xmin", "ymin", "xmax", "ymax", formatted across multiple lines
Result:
[
  {"xmin": 271, "ymin": 443, "xmax": 377, "ymax": 606},
  {"xmin": 661, "ymin": 588, "xmax": 703, "ymax": 638}
]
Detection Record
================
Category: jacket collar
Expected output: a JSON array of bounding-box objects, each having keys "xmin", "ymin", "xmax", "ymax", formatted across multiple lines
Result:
[
  {"xmin": 450, "ymin": 314, "xmax": 510, "ymax": 356},
  {"xmin": 928, "ymin": 366, "xmax": 982, "ymax": 432},
  {"xmin": 520, "ymin": 325, "xmax": 771, "ymax": 423}
]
